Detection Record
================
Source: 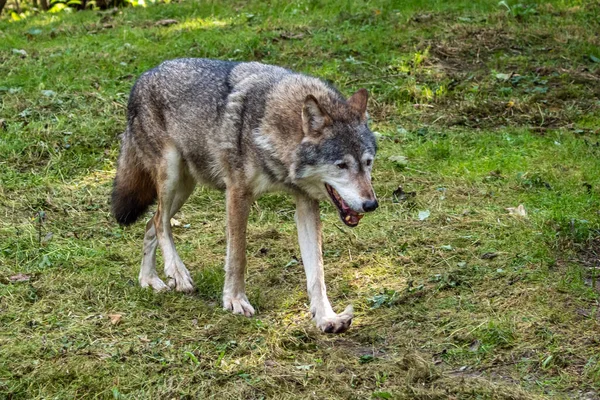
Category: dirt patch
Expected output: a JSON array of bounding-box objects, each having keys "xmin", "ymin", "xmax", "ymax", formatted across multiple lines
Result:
[
  {"xmin": 403, "ymin": 19, "xmax": 600, "ymax": 129},
  {"xmin": 429, "ymin": 26, "xmax": 519, "ymax": 70}
]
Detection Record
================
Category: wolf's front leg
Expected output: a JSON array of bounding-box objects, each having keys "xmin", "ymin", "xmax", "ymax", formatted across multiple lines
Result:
[
  {"xmin": 222, "ymin": 185, "xmax": 255, "ymax": 317},
  {"xmin": 295, "ymin": 194, "xmax": 353, "ymax": 334}
]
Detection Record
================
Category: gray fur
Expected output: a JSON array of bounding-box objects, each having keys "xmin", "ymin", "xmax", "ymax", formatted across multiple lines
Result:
[
  {"xmin": 112, "ymin": 58, "xmax": 378, "ymax": 333},
  {"xmin": 120, "ymin": 58, "xmax": 375, "ymax": 197}
]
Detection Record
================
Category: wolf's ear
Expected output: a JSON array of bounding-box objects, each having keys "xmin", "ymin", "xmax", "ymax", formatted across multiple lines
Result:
[
  {"xmin": 348, "ymin": 88, "xmax": 368, "ymax": 120},
  {"xmin": 302, "ymin": 95, "xmax": 331, "ymax": 136}
]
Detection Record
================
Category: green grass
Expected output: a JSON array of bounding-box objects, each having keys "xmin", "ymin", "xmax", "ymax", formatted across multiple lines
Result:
[{"xmin": 1, "ymin": 0, "xmax": 600, "ymax": 398}]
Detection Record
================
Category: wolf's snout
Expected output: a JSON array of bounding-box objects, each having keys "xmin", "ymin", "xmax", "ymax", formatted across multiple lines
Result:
[{"xmin": 362, "ymin": 199, "xmax": 378, "ymax": 212}]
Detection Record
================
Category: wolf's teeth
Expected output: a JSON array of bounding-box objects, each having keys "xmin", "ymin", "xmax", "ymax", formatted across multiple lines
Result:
[{"xmin": 345, "ymin": 215, "xmax": 351, "ymax": 222}]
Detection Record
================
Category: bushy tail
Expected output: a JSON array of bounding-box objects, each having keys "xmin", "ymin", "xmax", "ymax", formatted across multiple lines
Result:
[{"xmin": 111, "ymin": 139, "xmax": 157, "ymax": 226}]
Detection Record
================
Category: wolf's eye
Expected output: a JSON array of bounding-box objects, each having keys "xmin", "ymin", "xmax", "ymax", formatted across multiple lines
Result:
[
  {"xmin": 337, "ymin": 162, "xmax": 348, "ymax": 170},
  {"xmin": 365, "ymin": 159, "xmax": 372, "ymax": 167}
]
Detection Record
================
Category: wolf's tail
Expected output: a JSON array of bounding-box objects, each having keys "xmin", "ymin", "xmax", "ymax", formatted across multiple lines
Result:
[{"xmin": 111, "ymin": 136, "xmax": 157, "ymax": 226}]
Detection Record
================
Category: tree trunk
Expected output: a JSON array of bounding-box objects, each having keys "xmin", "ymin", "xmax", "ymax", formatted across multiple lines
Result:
[
  {"xmin": 39, "ymin": 0, "xmax": 48, "ymax": 10},
  {"xmin": 0, "ymin": 0, "xmax": 7, "ymax": 15}
]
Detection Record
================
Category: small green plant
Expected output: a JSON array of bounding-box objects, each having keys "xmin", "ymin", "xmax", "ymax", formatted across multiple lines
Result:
[
  {"xmin": 498, "ymin": 1, "xmax": 538, "ymax": 19},
  {"xmin": 368, "ymin": 289, "xmax": 399, "ymax": 309}
]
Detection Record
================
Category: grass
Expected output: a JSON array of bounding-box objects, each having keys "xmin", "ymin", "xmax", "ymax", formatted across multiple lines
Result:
[{"xmin": 1, "ymin": 0, "xmax": 600, "ymax": 398}]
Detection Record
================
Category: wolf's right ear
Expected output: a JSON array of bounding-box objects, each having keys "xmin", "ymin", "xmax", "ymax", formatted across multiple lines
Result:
[
  {"xmin": 348, "ymin": 88, "xmax": 368, "ymax": 120},
  {"xmin": 302, "ymin": 95, "xmax": 331, "ymax": 137}
]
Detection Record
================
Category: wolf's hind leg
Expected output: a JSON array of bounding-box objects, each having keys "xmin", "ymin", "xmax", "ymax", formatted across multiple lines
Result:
[
  {"xmin": 295, "ymin": 194, "xmax": 353, "ymax": 334},
  {"xmin": 139, "ymin": 218, "xmax": 168, "ymax": 292},
  {"xmin": 154, "ymin": 146, "xmax": 196, "ymax": 293},
  {"xmin": 222, "ymin": 185, "xmax": 255, "ymax": 317},
  {"xmin": 139, "ymin": 174, "xmax": 195, "ymax": 292}
]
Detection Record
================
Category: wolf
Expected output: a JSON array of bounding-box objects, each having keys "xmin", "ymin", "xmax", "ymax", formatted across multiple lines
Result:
[{"xmin": 111, "ymin": 59, "xmax": 378, "ymax": 333}]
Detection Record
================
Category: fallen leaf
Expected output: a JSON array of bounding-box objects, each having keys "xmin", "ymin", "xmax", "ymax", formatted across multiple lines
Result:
[
  {"xmin": 418, "ymin": 210, "xmax": 430, "ymax": 221},
  {"xmin": 412, "ymin": 13, "xmax": 432, "ymax": 22},
  {"xmin": 279, "ymin": 32, "xmax": 304, "ymax": 40},
  {"xmin": 392, "ymin": 186, "xmax": 416, "ymax": 203},
  {"xmin": 469, "ymin": 340, "xmax": 480, "ymax": 352},
  {"xmin": 388, "ymin": 155, "xmax": 408, "ymax": 166},
  {"xmin": 9, "ymin": 273, "xmax": 31, "ymax": 282},
  {"xmin": 108, "ymin": 313, "xmax": 122, "ymax": 325},
  {"xmin": 41, "ymin": 232, "xmax": 53, "ymax": 245},
  {"xmin": 12, "ymin": 49, "xmax": 27, "ymax": 57},
  {"xmin": 284, "ymin": 257, "xmax": 299, "ymax": 268},
  {"xmin": 495, "ymin": 72, "xmax": 511, "ymax": 81},
  {"xmin": 481, "ymin": 252, "xmax": 498, "ymax": 260},
  {"xmin": 590, "ymin": 54, "xmax": 600, "ymax": 63},
  {"xmin": 506, "ymin": 204, "xmax": 527, "ymax": 217},
  {"xmin": 41, "ymin": 90, "xmax": 56, "ymax": 97},
  {"xmin": 155, "ymin": 19, "xmax": 178, "ymax": 26},
  {"xmin": 170, "ymin": 218, "xmax": 181, "ymax": 227}
]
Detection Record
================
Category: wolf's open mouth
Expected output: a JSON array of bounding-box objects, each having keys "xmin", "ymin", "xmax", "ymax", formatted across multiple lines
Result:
[{"xmin": 325, "ymin": 184, "xmax": 363, "ymax": 227}]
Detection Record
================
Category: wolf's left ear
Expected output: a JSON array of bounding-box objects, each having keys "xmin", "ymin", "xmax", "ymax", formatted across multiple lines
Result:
[
  {"xmin": 348, "ymin": 88, "xmax": 368, "ymax": 120},
  {"xmin": 302, "ymin": 95, "xmax": 332, "ymax": 137}
]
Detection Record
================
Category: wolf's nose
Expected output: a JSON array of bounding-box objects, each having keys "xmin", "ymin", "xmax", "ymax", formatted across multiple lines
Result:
[{"xmin": 362, "ymin": 199, "xmax": 378, "ymax": 212}]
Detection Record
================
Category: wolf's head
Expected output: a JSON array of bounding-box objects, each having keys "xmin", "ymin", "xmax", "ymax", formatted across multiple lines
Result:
[{"xmin": 292, "ymin": 89, "xmax": 378, "ymax": 227}]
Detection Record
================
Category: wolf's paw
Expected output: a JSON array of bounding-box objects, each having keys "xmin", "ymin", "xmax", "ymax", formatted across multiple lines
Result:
[
  {"xmin": 139, "ymin": 275, "xmax": 170, "ymax": 292},
  {"xmin": 165, "ymin": 264, "xmax": 195, "ymax": 293},
  {"xmin": 316, "ymin": 305, "xmax": 354, "ymax": 334},
  {"xmin": 223, "ymin": 293, "xmax": 255, "ymax": 317}
]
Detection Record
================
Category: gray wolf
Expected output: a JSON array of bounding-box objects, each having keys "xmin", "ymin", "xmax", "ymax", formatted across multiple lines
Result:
[{"xmin": 111, "ymin": 59, "xmax": 378, "ymax": 333}]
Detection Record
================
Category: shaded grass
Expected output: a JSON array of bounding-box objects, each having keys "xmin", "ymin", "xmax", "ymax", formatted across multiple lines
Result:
[{"xmin": 1, "ymin": 0, "xmax": 600, "ymax": 398}]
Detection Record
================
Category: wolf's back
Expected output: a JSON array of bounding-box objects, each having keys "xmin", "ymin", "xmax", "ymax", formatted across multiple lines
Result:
[{"xmin": 111, "ymin": 59, "xmax": 304, "ymax": 225}]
